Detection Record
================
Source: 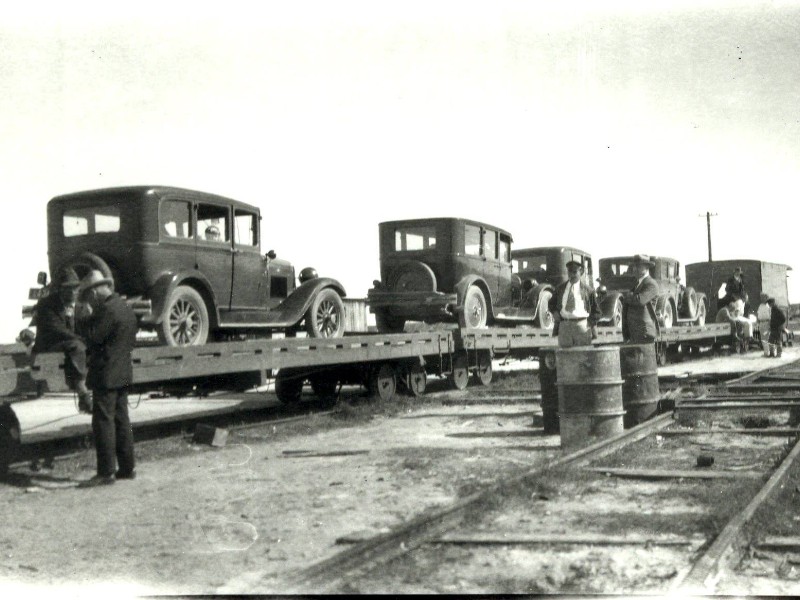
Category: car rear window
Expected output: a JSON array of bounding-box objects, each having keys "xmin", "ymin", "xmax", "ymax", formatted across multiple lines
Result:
[
  {"xmin": 63, "ymin": 205, "xmax": 121, "ymax": 237},
  {"xmin": 394, "ymin": 225, "xmax": 436, "ymax": 251}
]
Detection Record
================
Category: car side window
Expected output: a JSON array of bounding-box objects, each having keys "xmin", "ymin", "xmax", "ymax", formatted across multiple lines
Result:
[
  {"xmin": 483, "ymin": 229, "xmax": 497, "ymax": 259},
  {"xmin": 499, "ymin": 235, "xmax": 511, "ymax": 263},
  {"xmin": 465, "ymin": 225, "xmax": 481, "ymax": 256},
  {"xmin": 197, "ymin": 203, "xmax": 229, "ymax": 243},
  {"xmin": 160, "ymin": 200, "xmax": 192, "ymax": 239},
  {"xmin": 234, "ymin": 210, "xmax": 258, "ymax": 247}
]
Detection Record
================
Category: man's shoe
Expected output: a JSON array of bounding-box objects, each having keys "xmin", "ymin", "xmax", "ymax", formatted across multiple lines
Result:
[
  {"xmin": 115, "ymin": 469, "xmax": 136, "ymax": 480},
  {"xmin": 78, "ymin": 474, "xmax": 115, "ymax": 488},
  {"xmin": 78, "ymin": 392, "xmax": 93, "ymax": 415}
]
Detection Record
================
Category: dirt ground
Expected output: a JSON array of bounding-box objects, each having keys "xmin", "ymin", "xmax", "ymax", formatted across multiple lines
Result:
[{"xmin": 2, "ymin": 348, "xmax": 800, "ymax": 596}]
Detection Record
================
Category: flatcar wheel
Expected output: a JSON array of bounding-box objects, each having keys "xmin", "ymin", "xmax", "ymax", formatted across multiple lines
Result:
[
  {"xmin": 404, "ymin": 363, "xmax": 427, "ymax": 397},
  {"xmin": 475, "ymin": 351, "xmax": 493, "ymax": 386},
  {"xmin": 656, "ymin": 343, "xmax": 668, "ymax": 367},
  {"xmin": 369, "ymin": 363, "xmax": 397, "ymax": 401},
  {"xmin": 450, "ymin": 351, "xmax": 470, "ymax": 391},
  {"xmin": 310, "ymin": 372, "xmax": 339, "ymax": 407},
  {"xmin": 275, "ymin": 369, "xmax": 304, "ymax": 404}
]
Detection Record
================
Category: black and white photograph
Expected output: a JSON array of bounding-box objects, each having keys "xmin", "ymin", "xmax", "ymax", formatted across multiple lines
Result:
[{"xmin": 2, "ymin": 0, "xmax": 800, "ymax": 596}]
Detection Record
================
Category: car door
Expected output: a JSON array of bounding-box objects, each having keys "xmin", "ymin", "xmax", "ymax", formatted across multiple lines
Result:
[
  {"xmin": 230, "ymin": 208, "xmax": 269, "ymax": 310},
  {"xmin": 195, "ymin": 202, "xmax": 233, "ymax": 309},
  {"xmin": 491, "ymin": 232, "xmax": 513, "ymax": 308}
]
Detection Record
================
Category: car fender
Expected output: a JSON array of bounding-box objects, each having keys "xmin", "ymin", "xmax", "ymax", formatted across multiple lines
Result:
[
  {"xmin": 598, "ymin": 290, "xmax": 624, "ymax": 320},
  {"xmin": 655, "ymin": 293, "xmax": 673, "ymax": 316},
  {"xmin": 529, "ymin": 283, "xmax": 554, "ymax": 319},
  {"xmin": 141, "ymin": 271, "xmax": 220, "ymax": 327},
  {"xmin": 273, "ymin": 277, "xmax": 347, "ymax": 325},
  {"xmin": 454, "ymin": 275, "xmax": 492, "ymax": 315}
]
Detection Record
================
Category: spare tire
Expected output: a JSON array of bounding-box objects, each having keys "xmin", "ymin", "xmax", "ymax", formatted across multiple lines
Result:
[
  {"xmin": 62, "ymin": 252, "xmax": 114, "ymax": 284},
  {"xmin": 388, "ymin": 261, "xmax": 437, "ymax": 293},
  {"xmin": 681, "ymin": 287, "xmax": 698, "ymax": 319}
]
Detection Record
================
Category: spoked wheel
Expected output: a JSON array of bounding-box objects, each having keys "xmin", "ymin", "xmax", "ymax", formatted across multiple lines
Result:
[
  {"xmin": 695, "ymin": 302, "xmax": 707, "ymax": 326},
  {"xmin": 403, "ymin": 363, "xmax": 427, "ymax": 397},
  {"xmin": 305, "ymin": 288, "xmax": 345, "ymax": 338},
  {"xmin": 475, "ymin": 351, "xmax": 493, "ymax": 386},
  {"xmin": 460, "ymin": 286, "xmax": 488, "ymax": 329},
  {"xmin": 536, "ymin": 290, "xmax": 554, "ymax": 330},
  {"xmin": 158, "ymin": 285, "xmax": 209, "ymax": 346},
  {"xmin": 450, "ymin": 350, "xmax": 470, "ymax": 390},
  {"xmin": 612, "ymin": 299, "xmax": 623, "ymax": 328},
  {"xmin": 661, "ymin": 301, "xmax": 674, "ymax": 329},
  {"xmin": 275, "ymin": 368, "xmax": 304, "ymax": 404},
  {"xmin": 369, "ymin": 363, "xmax": 397, "ymax": 401}
]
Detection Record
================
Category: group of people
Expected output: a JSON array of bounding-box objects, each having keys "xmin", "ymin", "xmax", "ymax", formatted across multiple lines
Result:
[
  {"xmin": 548, "ymin": 257, "xmax": 789, "ymax": 358},
  {"xmin": 548, "ymin": 253, "xmax": 660, "ymax": 349},
  {"xmin": 714, "ymin": 267, "xmax": 788, "ymax": 357},
  {"xmin": 26, "ymin": 268, "xmax": 138, "ymax": 487}
]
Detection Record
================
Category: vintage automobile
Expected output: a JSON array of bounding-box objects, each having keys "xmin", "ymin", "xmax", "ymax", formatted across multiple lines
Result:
[
  {"xmin": 367, "ymin": 218, "xmax": 555, "ymax": 332},
  {"xmin": 35, "ymin": 186, "xmax": 347, "ymax": 346},
  {"xmin": 596, "ymin": 255, "xmax": 708, "ymax": 328},
  {"xmin": 511, "ymin": 246, "xmax": 595, "ymax": 330}
]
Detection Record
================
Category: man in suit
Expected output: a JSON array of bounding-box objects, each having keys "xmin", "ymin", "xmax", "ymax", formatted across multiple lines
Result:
[
  {"xmin": 768, "ymin": 297, "xmax": 787, "ymax": 358},
  {"xmin": 31, "ymin": 268, "xmax": 91, "ymax": 412},
  {"xmin": 77, "ymin": 269, "xmax": 139, "ymax": 487},
  {"xmin": 621, "ymin": 254, "xmax": 660, "ymax": 344},
  {"xmin": 548, "ymin": 260, "xmax": 600, "ymax": 347}
]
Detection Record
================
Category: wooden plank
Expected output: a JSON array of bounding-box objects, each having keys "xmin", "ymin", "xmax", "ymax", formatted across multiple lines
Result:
[
  {"xmin": 432, "ymin": 532, "xmax": 703, "ymax": 546},
  {"xmin": 661, "ymin": 428, "xmax": 800, "ymax": 437},
  {"xmin": 757, "ymin": 537, "xmax": 800, "ymax": 551},
  {"xmin": 584, "ymin": 467, "xmax": 764, "ymax": 480},
  {"xmin": 676, "ymin": 401, "xmax": 800, "ymax": 410}
]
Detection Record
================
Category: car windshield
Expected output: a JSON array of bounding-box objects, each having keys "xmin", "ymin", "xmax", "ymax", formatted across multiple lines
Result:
[
  {"xmin": 393, "ymin": 224, "xmax": 437, "ymax": 251},
  {"xmin": 63, "ymin": 205, "xmax": 121, "ymax": 237}
]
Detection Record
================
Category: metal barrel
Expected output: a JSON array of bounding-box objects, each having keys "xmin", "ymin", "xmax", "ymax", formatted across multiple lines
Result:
[
  {"xmin": 619, "ymin": 343, "xmax": 660, "ymax": 427},
  {"xmin": 537, "ymin": 349, "xmax": 559, "ymax": 434},
  {"xmin": 555, "ymin": 346, "xmax": 625, "ymax": 451}
]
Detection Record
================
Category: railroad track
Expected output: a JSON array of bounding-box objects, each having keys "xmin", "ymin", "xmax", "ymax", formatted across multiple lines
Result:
[{"xmin": 263, "ymin": 359, "xmax": 800, "ymax": 594}]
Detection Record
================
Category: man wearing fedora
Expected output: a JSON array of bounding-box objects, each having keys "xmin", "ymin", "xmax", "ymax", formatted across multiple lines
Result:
[
  {"xmin": 77, "ymin": 269, "xmax": 138, "ymax": 487},
  {"xmin": 721, "ymin": 267, "xmax": 748, "ymax": 310},
  {"xmin": 621, "ymin": 254, "xmax": 661, "ymax": 344},
  {"xmin": 31, "ymin": 267, "xmax": 91, "ymax": 412},
  {"xmin": 548, "ymin": 260, "xmax": 600, "ymax": 347}
]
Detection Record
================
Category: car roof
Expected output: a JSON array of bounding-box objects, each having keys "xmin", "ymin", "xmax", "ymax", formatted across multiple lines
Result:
[
  {"xmin": 512, "ymin": 246, "xmax": 590, "ymax": 256},
  {"xmin": 600, "ymin": 255, "xmax": 677, "ymax": 263},
  {"xmin": 378, "ymin": 217, "xmax": 512, "ymax": 239},
  {"xmin": 49, "ymin": 185, "xmax": 259, "ymax": 213}
]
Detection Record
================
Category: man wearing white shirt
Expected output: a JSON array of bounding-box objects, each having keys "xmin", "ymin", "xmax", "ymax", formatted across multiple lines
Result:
[{"xmin": 548, "ymin": 260, "xmax": 600, "ymax": 347}]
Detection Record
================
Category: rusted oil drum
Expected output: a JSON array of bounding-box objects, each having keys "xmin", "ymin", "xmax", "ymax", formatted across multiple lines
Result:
[
  {"xmin": 555, "ymin": 346, "xmax": 625, "ymax": 452},
  {"xmin": 537, "ymin": 349, "xmax": 559, "ymax": 434},
  {"xmin": 619, "ymin": 343, "xmax": 660, "ymax": 427}
]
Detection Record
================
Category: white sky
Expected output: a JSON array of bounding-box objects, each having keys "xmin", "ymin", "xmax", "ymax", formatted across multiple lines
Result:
[{"xmin": 2, "ymin": 0, "xmax": 799, "ymax": 343}]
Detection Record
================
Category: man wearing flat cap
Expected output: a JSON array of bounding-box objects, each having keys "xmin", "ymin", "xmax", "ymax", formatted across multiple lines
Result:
[
  {"xmin": 31, "ymin": 267, "xmax": 91, "ymax": 411},
  {"xmin": 756, "ymin": 292, "xmax": 773, "ymax": 357},
  {"xmin": 622, "ymin": 254, "xmax": 660, "ymax": 344},
  {"xmin": 548, "ymin": 260, "xmax": 600, "ymax": 347},
  {"xmin": 77, "ymin": 269, "xmax": 138, "ymax": 487}
]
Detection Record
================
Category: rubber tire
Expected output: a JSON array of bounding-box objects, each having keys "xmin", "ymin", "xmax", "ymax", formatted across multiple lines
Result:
[
  {"xmin": 375, "ymin": 310, "xmax": 406, "ymax": 334},
  {"xmin": 305, "ymin": 288, "xmax": 345, "ymax": 338},
  {"xmin": 662, "ymin": 301, "xmax": 674, "ymax": 329},
  {"xmin": 65, "ymin": 251, "xmax": 114, "ymax": 281},
  {"xmin": 681, "ymin": 287, "xmax": 698, "ymax": 319},
  {"xmin": 462, "ymin": 286, "xmax": 488, "ymax": 329},
  {"xmin": 403, "ymin": 363, "xmax": 427, "ymax": 397},
  {"xmin": 389, "ymin": 261, "xmax": 437, "ymax": 292},
  {"xmin": 612, "ymin": 298, "xmax": 623, "ymax": 328},
  {"xmin": 695, "ymin": 301, "xmax": 707, "ymax": 326},
  {"xmin": 536, "ymin": 290, "xmax": 554, "ymax": 330},
  {"xmin": 157, "ymin": 285, "xmax": 209, "ymax": 346}
]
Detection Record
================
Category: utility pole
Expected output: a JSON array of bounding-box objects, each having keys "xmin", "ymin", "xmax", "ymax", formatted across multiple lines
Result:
[{"xmin": 699, "ymin": 212, "xmax": 718, "ymax": 261}]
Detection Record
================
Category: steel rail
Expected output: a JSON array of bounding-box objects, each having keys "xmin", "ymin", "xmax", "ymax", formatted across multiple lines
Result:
[{"xmin": 279, "ymin": 413, "xmax": 673, "ymax": 593}]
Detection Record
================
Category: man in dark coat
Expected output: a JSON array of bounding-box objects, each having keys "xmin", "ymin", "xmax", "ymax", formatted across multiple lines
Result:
[
  {"xmin": 32, "ymin": 268, "xmax": 91, "ymax": 411},
  {"xmin": 77, "ymin": 270, "xmax": 139, "ymax": 487},
  {"xmin": 721, "ymin": 267, "xmax": 748, "ymax": 309},
  {"xmin": 621, "ymin": 254, "xmax": 661, "ymax": 344},
  {"xmin": 548, "ymin": 260, "xmax": 601, "ymax": 347},
  {"xmin": 767, "ymin": 297, "xmax": 787, "ymax": 358}
]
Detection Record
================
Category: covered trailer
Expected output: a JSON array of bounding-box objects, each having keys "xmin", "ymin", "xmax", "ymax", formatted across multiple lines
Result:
[{"xmin": 685, "ymin": 259, "xmax": 792, "ymax": 316}]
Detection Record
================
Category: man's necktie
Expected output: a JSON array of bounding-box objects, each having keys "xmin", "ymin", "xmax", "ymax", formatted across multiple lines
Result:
[{"xmin": 565, "ymin": 286, "xmax": 576, "ymax": 312}]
